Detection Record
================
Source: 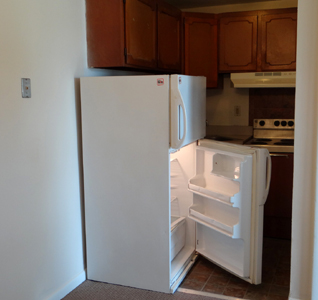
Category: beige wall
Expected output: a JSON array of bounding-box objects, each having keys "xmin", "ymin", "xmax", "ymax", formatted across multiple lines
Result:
[{"xmin": 0, "ymin": 1, "xmax": 142, "ymax": 299}]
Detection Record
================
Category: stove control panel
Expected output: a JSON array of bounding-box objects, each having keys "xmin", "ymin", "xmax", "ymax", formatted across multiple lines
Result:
[{"xmin": 254, "ymin": 119, "xmax": 295, "ymax": 129}]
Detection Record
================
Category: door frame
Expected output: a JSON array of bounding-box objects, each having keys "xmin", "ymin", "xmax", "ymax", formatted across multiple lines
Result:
[{"xmin": 290, "ymin": 1, "xmax": 318, "ymax": 299}]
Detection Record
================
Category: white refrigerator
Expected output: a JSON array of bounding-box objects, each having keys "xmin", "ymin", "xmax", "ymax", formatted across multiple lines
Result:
[{"xmin": 80, "ymin": 74, "xmax": 271, "ymax": 294}]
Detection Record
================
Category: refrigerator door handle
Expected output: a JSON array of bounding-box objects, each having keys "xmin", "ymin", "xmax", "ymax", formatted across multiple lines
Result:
[
  {"xmin": 171, "ymin": 88, "xmax": 187, "ymax": 150},
  {"xmin": 264, "ymin": 153, "xmax": 272, "ymax": 202}
]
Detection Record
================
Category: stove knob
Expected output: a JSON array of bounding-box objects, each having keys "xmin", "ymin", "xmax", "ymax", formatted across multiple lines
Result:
[
  {"xmin": 288, "ymin": 121, "xmax": 294, "ymax": 127},
  {"xmin": 281, "ymin": 120, "xmax": 287, "ymax": 126},
  {"xmin": 259, "ymin": 120, "xmax": 265, "ymax": 126},
  {"xmin": 274, "ymin": 120, "xmax": 280, "ymax": 126}
]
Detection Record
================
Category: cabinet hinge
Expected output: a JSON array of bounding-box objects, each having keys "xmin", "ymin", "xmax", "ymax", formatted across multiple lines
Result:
[
  {"xmin": 124, "ymin": 47, "xmax": 127, "ymax": 57},
  {"xmin": 197, "ymin": 239, "xmax": 199, "ymax": 245}
]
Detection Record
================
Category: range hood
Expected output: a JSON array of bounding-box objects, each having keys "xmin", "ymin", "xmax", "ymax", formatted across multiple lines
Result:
[{"xmin": 230, "ymin": 72, "xmax": 296, "ymax": 88}]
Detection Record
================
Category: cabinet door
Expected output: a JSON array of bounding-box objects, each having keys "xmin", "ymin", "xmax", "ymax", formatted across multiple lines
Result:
[
  {"xmin": 184, "ymin": 16, "xmax": 218, "ymax": 88},
  {"xmin": 86, "ymin": 0, "xmax": 125, "ymax": 68},
  {"xmin": 259, "ymin": 12, "xmax": 297, "ymax": 71},
  {"xmin": 125, "ymin": 0, "xmax": 157, "ymax": 68},
  {"xmin": 219, "ymin": 14, "xmax": 258, "ymax": 72},
  {"xmin": 157, "ymin": 2, "xmax": 181, "ymax": 72}
]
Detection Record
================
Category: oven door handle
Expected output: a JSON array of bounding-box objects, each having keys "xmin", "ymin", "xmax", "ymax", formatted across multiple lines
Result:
[
  {"xmin": 264, "ymin": 152, "xmax": 272, "ymax": 202},
  {"xmin": 270, "ymin": 154, "xmax": 289, "ymax": 158}
]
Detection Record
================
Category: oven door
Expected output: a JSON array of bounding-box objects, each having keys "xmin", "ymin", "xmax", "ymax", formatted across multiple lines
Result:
[{"xmin": 264, "ymin": 153, "xmax": 293, "ymax": 239}]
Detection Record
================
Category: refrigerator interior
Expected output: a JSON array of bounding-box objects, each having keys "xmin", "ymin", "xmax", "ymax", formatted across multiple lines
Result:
[{"xmin": 169, "ymin": 143, "xmax": 196, "ymax": 287}]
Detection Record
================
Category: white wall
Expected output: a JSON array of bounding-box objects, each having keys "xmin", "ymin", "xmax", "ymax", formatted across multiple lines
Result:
[{"xmin": 0, "ymin": 1, "xmax": 141, "ymax": 300}]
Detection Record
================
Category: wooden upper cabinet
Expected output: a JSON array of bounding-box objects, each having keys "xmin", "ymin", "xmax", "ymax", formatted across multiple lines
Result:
[
  {"xmin": 259, "ymin": 10, "xmax": 297, "ymax": 71},
  {"xmin": 219, "ymin": 13, "xmax": 258, "ymax": 72},
  {"xmin": 86, "ymin": 0, "xmax": 126, "ymax": 68},
  {"xmin": 157, "ymin": 1, "xmax": 181, "ymax": 72},
  {"xmin": 85, "ymin": 0, "xmax": 181, "ymax": 72},
  {"xmin": 218, "ymin": 8, "xmax": 297, "ymax": 73},
  {"xmin": 184, "ymin": 14, "xmax": 218, "ymax": 88},
  {"xmin": 125, "ymin": 0, "xmax": 157, "ymax": 68}
]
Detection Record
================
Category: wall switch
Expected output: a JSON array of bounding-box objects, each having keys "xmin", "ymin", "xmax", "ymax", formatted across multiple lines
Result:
[
  {"xmin": 234, "ymin": 105, "xmax": 241, "ymax": 116},
  {"xmin": 21, "ymin": 78, "xmax": 31, "ymax": 98}
]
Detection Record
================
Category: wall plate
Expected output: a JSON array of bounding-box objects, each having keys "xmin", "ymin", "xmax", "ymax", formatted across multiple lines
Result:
[{"xmin": 21, "ymin": 78, "xmax": 31, "ymax": 98}]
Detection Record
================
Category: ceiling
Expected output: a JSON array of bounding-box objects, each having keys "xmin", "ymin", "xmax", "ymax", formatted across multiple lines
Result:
[{"xmin": 165, "ymin": 0, "xmax": 280, "ymax": 9}]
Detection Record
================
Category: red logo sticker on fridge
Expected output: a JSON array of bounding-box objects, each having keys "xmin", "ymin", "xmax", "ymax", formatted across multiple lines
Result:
[
  {"xmin": 179, "ymin": 77, "xmax": 182, "ymax": 84},
  {"xmin": 157, "ymin": 78, "xmax": 164, "ymax": 86}
]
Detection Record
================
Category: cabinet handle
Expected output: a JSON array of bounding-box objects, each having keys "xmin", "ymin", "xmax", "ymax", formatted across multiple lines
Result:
[{"xmin": 270, "ymin": 154, "xmax": 289, "ymax": 158}]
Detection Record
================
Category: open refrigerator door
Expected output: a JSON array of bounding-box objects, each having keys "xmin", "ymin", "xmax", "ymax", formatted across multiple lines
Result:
[
  {"xmin": 189, "ymin": 140, "xmax": 271, "ymax": 284},
  {"xmin": 168, "ymin": 139, "xmax": 270, "ymax": 291}
]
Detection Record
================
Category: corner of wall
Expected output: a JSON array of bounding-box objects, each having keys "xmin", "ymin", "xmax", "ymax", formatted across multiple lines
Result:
[{"xmin": 46, "ymin": 271, "xmax": 86, "ymax": 300}]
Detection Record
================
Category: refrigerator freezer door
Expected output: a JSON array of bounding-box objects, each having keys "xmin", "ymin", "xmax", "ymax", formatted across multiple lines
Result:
[
  {"xmin": 170, "ymin": 75, "xmax": 206, "ymax": 150},
  {"xmin": 189, "ymin": 140, "xmax": 270, "ymax": 284}
]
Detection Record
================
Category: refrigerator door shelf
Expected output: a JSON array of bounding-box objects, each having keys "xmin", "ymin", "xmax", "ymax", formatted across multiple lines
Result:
[
  {"xmin": 189, "ymin": 201, "xmax": 239, "ymax": 237},
  {"xmin": 189, "ymin": 178, "xmax": 239, "ymax": 204},
  {"xmin": 188, "ymin": 147, "xmax": 251, "ymax": 207}
]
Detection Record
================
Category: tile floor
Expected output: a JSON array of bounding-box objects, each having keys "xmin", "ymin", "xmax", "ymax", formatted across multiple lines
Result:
[{"xmin": 180, "ymin": 238, "xmax": 291, "ymax": 300}]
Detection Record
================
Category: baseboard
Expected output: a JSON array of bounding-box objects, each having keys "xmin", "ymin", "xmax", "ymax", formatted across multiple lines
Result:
[{"xmin": 45, "ymin": 270, "xmax": 86, "ymax": 300}]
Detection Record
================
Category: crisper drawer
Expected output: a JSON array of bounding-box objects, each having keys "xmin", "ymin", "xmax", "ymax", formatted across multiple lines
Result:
[{"xmin": 171, "ymin": 216, "xmax": 186, "ymax": 261}]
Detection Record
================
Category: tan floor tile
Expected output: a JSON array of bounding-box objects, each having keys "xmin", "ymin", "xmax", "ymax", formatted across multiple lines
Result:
[
  {"xmin": 223, "ymin": 286, "xmax": 247, "ymax": 298},
  {"xmin": 191, "ymin": 263, "xmax": 214, "ymax": 275},
  {"xmin": 247, "ymin": 283, "xmax": 271, "ymax": 294},
  {"xmin": 243, "ymin": 290, "xmax": 268, "ymax": 300},
  {"xmin": 227, "ymin": 277, "xmax": 250, "ymax": 289},
  {"xmin": 203, "ymin": 283, "xmax": 225, "ymax": 294},
  {"xmin": 207, "ymin": 275, "xmax": 230, "ymax": 286},
  {"xmin": 180, "ymin": 279, "xmax": 204, "ymax": 291},
  {"xmin": 211, "ymin": 266, "xmax": 232, "ymax": 278},
  {"xmin": 186, "ymin": 271, "xmax": 210, "ymax": 283}
]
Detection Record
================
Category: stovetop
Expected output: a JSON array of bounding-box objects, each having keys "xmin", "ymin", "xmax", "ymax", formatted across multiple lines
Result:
[{"xmin": 244, "ymin": 119, "xmax": 294, "ymax": 153}]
